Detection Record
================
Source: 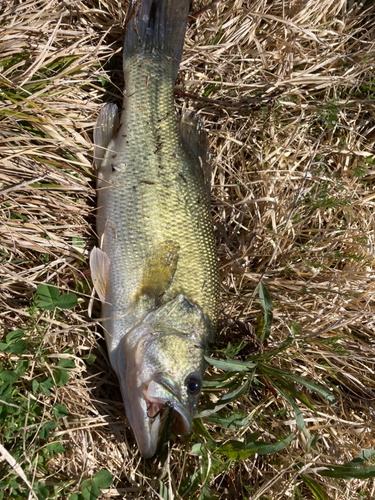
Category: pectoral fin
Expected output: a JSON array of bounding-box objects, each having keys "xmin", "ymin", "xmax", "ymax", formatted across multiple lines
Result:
[
  {"xmin": 90, "ymin": 246, "xmax": 110, "ymax": 303},
  {"xmin": 136, "ymin": 241, "xmax": 180, "ymax": 301},
  {"xmin": 93, "ymin": 103, "xmax": 119, "ymax": 168}
]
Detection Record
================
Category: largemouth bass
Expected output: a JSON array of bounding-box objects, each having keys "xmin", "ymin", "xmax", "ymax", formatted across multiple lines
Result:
[{"xmin": 90, "ymin": 0, "xmax": 219, "ymax": 458}]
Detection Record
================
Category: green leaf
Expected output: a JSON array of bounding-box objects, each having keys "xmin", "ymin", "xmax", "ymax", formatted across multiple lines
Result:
[
  {"xmin": 0, "ymin": 371, "xmax": 18, "ymax": 384},
  {"xmin": 32, "ymin": 379, "xmax": 39, "ymax": 394},
  {"xmin": 255, "ymin": 313, "xmax": 264, "ymax": 340},
  {"xmin": 203, "ymin": 370, "xmax": 242, "ymax": 388},
  {"xmin": 159, "ymin": 481, "xmax": 168, "ymax": 500},
  {"xmin": 317, "ymin": 449, "xmax": 375, "ymax": 480},
  {"xmin": 349, "ymin": 449, "xmax": 375, "ymax": 465},
  {"xmin": 6, "ymin": 330, "xmax": 24, "ymax": 344},
  {"xmin": 82, "ymin": 484, "xmax": 100, "ymax": 500},
  {"xmin": 0, "ymin": 382, "xmax": 12, "ymax": 396},
  {"xmin": 0, "ymin": 330, "xmax": 27, "ymax": 353},
  {"xmin": 72, "ymin": 236, "xmax": 85, "ymax": 248},
  {"xmin": 206, "ymin": 411, "xmax": 247, "ymax": 429},
  {"xmin": 217, "ymin": 433, "xmax": 294, "ymax": 460},
  {"xmin": 199, "ymin": 484, "xmax": 211, "ymax": 500},
  {"xmin": 209, "ymin": 24, "xmax": 223, "ymax": 46},
  {"xmin": 260, "ymin": 336, "xmax": 294, "ymax": 361},
  {"xmin": 81, "ymin": 472, "xmax": 111, "ymax": 500},
  {"xmin": 204, "ymin": 356, "xmax": 256, "ymax": 372},
  {"xmin": 293, "ymin": 484, "xmax": 303, "ymax": 500},
  {"xmin": 6, "ymin": 340, "xmax": 27, "ymax": 354},
  {"xmin": 0, "ymin": 405, "xmax": 8, "ymax": 423},
  {"xmin": 33, "ymin": 481, "xmax": 49, "ymax": 500},
  {"xmin": 35, "ymin": 284, "xmax": 77, "ymax": 310},
  {"xmin": 55, "ymin": 292, "xmax": 78, "ymax": 309},
  {"xmin": 46, "ymin": 442, "xmax": 64, "ymax": 454},
  {"xmin": 300, "ymin": 474, "xmax": 331, "ymax": 500},
  {"xmin": 199, "ymin": 378, "xmax": 250, "ymax": 417},
  {"xmin": 179, "ymin": 469, "xmax": 200, "ymax": 498},
  {"xmin": 84, "ymin": 353, "xmax": 97, "ymax": 365},
  {"xmin": 39, "ymin": 377, "xmax": 54, "ymax": 396},
  {"xmin": 35, "ymin": 284, "xmax": 59, "ymax": 310},
  {"xmin": 193, "ymin": 418, "xmax": 215, "ymax": 442},
  {"xmin": 307, "ymin": 433, "xmax": 319, "ymax": 454},
  {"xmin": 15, "ymin": 359, "xmax": 29, "ymax": 375},
  {"xmin": 58, "ymin": 359, "xmax": 76, "ymax": 369},
  {"xmin": 258, "ymin": 363, "xmax": 335, "ymax": 405},
  {"xmin": 318, "ymin": 465, "xmax": 375, "ymax": 480},
  {"xmin": 198, "ymin": 483, "xmax": 211, "ymax": 500},
  {"xmin": 53, "ymin": 403, "xmax": 68, "ymax": 418},
  {"xmin": 39, "ymin": 420, "xmax": 56, "ymax": 440},
  {"xmin": 220, "ymin": 340, "xmax": 246, "ymax": 358},
  {"xmin": 259, "ymin": 282, "xmax": 272, "ymax": 313},
  {"xmin": 93, "ymin": 469, "xmax": 112, "ymax": 489},
  {"xmin": 259, "ymin": 282, "xmax": 273, "ymax": 340},
  {"xmin": 190, "ymin": 443, "xmax": 205, "ymax": 456},
  {"xmin": 277, "ymin": 377, "xmax": 316, "ymax": 413},
  {"xmin": 9, "ymin": 477, "xmax": 19, "ymax": 492},
  {"xmin": 272, "ymin": 380, "xmax": 307, "ymax": 436},
  {"xmin": 53, "ymin": 368, "xmax": 69, "ymax": 386}
]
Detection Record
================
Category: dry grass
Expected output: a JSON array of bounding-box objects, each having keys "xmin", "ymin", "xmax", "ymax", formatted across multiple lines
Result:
[{"xmin": 1, "ymin": 0, "xmax": 375, "ymax": 499}]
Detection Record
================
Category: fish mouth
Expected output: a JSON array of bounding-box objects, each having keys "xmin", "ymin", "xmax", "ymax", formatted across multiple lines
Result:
[
  {"xmin": 146, "ymin": 397, "xmax": 191, "ymax": 436},
  {"xmin": 132, "ymin": 379, "xmax": 192, "ymax": 458},
  {"xmin": 144, "ymin": 380, "xmax": 192, "ymax": 436}
]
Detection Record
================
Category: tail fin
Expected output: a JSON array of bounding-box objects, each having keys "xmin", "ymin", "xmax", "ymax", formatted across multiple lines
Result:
[{"xmin": 123, "ymin": 0, "xmax": 190, "ymax": 71}]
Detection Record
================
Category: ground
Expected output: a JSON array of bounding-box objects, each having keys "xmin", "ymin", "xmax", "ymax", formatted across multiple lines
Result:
[{"xmin": 1, "ymin": 0, "xmax": 375, "ymax": 499}]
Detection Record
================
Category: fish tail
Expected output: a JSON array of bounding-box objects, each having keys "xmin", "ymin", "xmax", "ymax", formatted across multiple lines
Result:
[{"xmin": 123, "ymin": 0, "xmax": 190, "ymax": 77}]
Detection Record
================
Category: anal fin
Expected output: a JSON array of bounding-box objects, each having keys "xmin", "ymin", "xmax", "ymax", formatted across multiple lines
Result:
[{"xmin": 90, "ymin": 246, "xmax": 110, "ymax": 303}]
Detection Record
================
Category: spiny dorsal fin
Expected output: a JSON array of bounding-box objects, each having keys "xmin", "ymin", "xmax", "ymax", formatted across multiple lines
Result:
[
  {"xmin": 179, "ymin": 110, "xmax": 211, "ymax": 195},
  {"xmin": 136, "ymin": 240, "xmax": 180, "ymax": 301},
  {"xmin": 90, "ymin": 246, "xmax": 110, "ymax": 303},
  {"xmin": 93, "ymin": 103, "xmax": 119, "ymax": 169}
]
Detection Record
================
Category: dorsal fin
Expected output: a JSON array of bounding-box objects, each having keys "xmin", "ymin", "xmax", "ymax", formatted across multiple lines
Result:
[
  {"xmin": 179, "ymin": 111, "xmax": 211, "ymax": 196},
  {"xmin": 93, "ymin": 103, "xmax": 119, "ymax": 169}
]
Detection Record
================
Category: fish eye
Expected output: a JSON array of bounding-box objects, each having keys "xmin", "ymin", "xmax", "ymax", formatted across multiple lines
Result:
[{"xmin": 186, "ymin": 377, "xmax": 201, "ymax": 396}]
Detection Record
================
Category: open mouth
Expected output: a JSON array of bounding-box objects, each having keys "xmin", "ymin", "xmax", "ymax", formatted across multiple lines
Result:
[
  {"xmin": 146, "ymin": 398, "xmax": 191, "ymax": 436},
  {"xmin": 145, "ymin": 378, "xmax": 192, "ymax": 438},
  {"xmin": 125, "ymin": 379, "xmax": 194, "ymax": 458}
]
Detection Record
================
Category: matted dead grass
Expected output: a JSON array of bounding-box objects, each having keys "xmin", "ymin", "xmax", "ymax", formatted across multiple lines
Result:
[{"xmin": 1, "ymin": 0, "xmax": 375, "ymax": 498}]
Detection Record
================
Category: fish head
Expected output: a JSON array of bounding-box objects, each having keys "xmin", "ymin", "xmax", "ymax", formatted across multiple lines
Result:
[{"xmin": 119, "ymin": 294, "xmax": 213, "ymax": 458}]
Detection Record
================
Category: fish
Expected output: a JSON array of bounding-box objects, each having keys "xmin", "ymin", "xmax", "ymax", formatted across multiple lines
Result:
[{"xmin": 90, "ymin": 0, "xmax": 219, "ymax": 458}]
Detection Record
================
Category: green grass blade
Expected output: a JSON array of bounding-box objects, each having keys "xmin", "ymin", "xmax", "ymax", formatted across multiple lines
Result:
[{"xmin": 300, "ymin": 475, "xmax": 331, "ymax": 500}]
